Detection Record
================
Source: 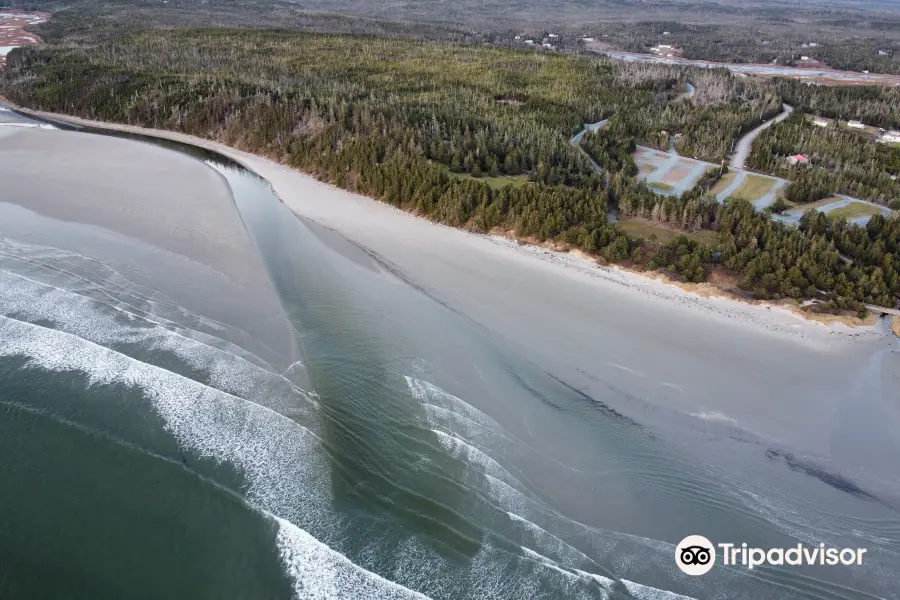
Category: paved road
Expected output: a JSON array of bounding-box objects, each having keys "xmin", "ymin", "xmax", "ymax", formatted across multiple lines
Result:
[
  {"xmin": 730, "ymin": 103, "xmax": 793, "ymax": 170},
  {"xmin": 569, "ymin": 119, "xmax": 608, "ymax": 172}
]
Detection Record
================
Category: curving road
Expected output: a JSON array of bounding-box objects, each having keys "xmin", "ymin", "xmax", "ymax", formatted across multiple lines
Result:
[
  {"xmin": 569, "ymin": 118, "xmax": 608, "ymax": 172},
  {"xmin": 730, "ymin": 103, "xmax": 793, "ymax": 170}
]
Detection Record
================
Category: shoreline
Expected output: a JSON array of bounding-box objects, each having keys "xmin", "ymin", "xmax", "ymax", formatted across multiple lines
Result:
[{"xmin": 7, "ymin": 103, "xmax": 887, "ymax": 342}]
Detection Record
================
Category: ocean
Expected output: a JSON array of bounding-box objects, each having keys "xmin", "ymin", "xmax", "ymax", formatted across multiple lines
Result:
[{"xmin": 1, "ymin": 110, "xmax": 898, "ymax": 599}]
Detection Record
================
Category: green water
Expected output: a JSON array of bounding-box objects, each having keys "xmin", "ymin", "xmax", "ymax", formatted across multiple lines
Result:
[{"xmin": 0, "ymin": 119, "xmax": 897, "ymax": 600}]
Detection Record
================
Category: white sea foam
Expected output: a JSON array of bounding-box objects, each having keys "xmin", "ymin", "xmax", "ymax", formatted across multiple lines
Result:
[
  {"xmin": 0, "ymin": 315, "xmax": 326, "ymax": 519},
  {"xmin": 412, "ymin": 377, "xmax": 703, "ymax": 600},
  {"xmin": 0, "ymin": 239, "xmax": 256, "ymax": 342},
  {"xmin": 622, "ymin": 579, "xmax": 696, "ymax": 600},
  {"xmin": 0, "ymin": 121, "xmax": 55, "ymax": 128},
  {"xmin": 412, "ymin": 377, "xmax": 580, "ymax": 479},
  {"xmin": 0, "ymin": 269, "xmax": 316, "ymax": 418},
  {"xmin": 274, "ymin": 516, "xmax": 434, "ymax": 600},
  {"xmin": 406, "ymin": 376, "xmax": 503, "ymax": 431},
  {"xmin": 430, "ymin": 429, "xmax": 528, "ymax": 493},
  {"xmin": 520, "ymin": 546, "xmax": 576, "ymax": 578},
  {"xmin": 507, "ymin": 511, "xmax": 599, "ymax": 570},
  {"xmin": 573, "ymin": 569, "xmax": 616, "ymax": 591},
  {"xmin": 689, "ymin": 411, "xmax": 737, "ymax": 424},
  {"xmin": 0, "ymin": 315, "xmax": 437, "ymax": 598}
]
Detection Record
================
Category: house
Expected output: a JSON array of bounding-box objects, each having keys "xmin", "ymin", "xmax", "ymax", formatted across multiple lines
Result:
[
  {"xmin": 514, "ymin": 35, "xmax": 521, "ymax": 40},
  {"xmin": 813, "ymin": 118, "xmax": 829, "ymax": 127},
  {"xmin": 548, "ymin": 33, "xmax": 559, "ymax": 38},
  {"xmin": 878, "ymin": 50, "xmax": 890, "ymax": 56},
  {"xmin": 847, "ymin": 120, "xmax": 865, "ymax": 129},
  {"xmin": 542, "ymin": 43, "xmax": 553, "ymax": 49},
  {"xmin": 880, "ymin": 130, "xmax": 900, "ymax": 143},
  {"xmin": 663, "ymin": 31, "xmax": 671, "ymax": 35},
  {"xmin": 524, "ymin": 39, "xmax": 534, "ymax": 45},
  {"xmin": 581, "ymin": 37, "xmax": 595, "ymax": 42},
  {"xmin": 800, "ymin": 55, "xmax": 810, "ymax": 61},
  {"xmin": 787, "ymin": 154, "xmax": 809, "ymax": 165}
]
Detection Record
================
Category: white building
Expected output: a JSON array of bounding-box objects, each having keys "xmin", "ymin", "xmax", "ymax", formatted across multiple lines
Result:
[
  {"xmin": 524, "ymin": 39, "xmax": 534, "ymax": 45},
  {"xmin": 880, "ymin": 130, "xmax": 900, "ymax": 143},
  {"xmin": 813, "ymin": 118, "xmax": 828, "ymax": 127},
  {"xmin": 847, "ymin": 120, "xmax": 865, "ymax": 129},
  {"xmin": 548, "ymin": 33, "xmax": 559, "ymax": 38},
  {"xmin": 542, "ymin": 43, "xmax": 553, "ymax": 49},
  {"xmin": 514, "ymin": 35, "xmax": 521, "ymax": 40},
  {"xmin": 581, "ymin": 37, "xmax": 595, "ymax": 42}
]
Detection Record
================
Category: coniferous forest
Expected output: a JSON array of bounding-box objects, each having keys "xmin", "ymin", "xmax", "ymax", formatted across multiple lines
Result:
[
  {"xmin": 748, "ymin": 114, "xmax": 900, "ymax": 206},
  {"xmin": 2, "ymin": 24, "xmax": 898, "ymax": 313}
]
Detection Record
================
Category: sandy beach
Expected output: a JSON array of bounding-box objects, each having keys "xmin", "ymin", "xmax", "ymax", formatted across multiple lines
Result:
[
  {"xmin": 19, "ymin": 110, "xmax": 884, "ymax": 339},
  {"xmin": 0, "ymin": 122, "xmax": 301, "ymax": 365},
  {"xmin": 3, "ymin": 106, "xmax": 900, "ymax": 600},
  {"xmin": 8, "ymin": 109, "xmax": 898, "ymax": 470}
]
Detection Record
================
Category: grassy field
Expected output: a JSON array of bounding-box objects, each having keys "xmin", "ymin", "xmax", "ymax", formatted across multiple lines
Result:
[
  {"xmin": 731, "ymin": 173, "xmax": 776, "ymax": 201},
  {"xmin": 617, "ymin": 218, "xmax": 721, "ymax": 250},
  {"xmin": 710, "ymin": 172, "xmax": 737, "ymax": 196},
  {"xmin": 786, "ymin": 196, "xmax": 844, "ymax": 214},
  {"xmin": 447, "ymin": 171, "xmax": 530, "ymax": 190},
  {"xmin": 826, "ymin": 202, "xmax": 886, "ymax": 221},
  {"xmin": 649, "ymin": 181, "xmax": 674, "ymax": 192},
  {"xmin": 636, "ymin": 162, "xmax": 658, "ymax": 174}
]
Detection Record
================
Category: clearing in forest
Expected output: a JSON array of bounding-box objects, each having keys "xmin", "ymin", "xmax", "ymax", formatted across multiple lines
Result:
[{"xmin": 731, "ymin": 174, "xmax": 776, "ymax": 201}]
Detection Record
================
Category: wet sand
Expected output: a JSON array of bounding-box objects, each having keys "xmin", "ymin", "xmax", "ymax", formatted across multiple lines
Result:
[
  {"xmin": 3, "ymin": 109, "xmax": 899, "ymax": 598},
  {"xmin": 9, "ymin": 109, "xmax": 900, "ymax": 486},
  {"xmin": 0, "ymin": 124, "xmax": 301, "ymax": 366}
]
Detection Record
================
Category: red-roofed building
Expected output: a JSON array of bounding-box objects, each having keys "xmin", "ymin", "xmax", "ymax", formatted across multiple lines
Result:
[{"xmin": 787, "ymin": 154, "xmax": 809, "ymax": 165}]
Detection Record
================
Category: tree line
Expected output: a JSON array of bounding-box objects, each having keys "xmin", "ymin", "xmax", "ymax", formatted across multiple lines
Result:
[
  {"xmin": 747, "ymin": 114, "xmax": 900, "ymax": 206},
  {"xmin": 3, "ymin": 26, "xmax": 897, "ymax": 311}
]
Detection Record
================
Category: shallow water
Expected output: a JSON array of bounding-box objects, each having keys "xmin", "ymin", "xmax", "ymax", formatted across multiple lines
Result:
[{"xmin": 1, "ymin": 113, "xmax": 898, "ymax": 599}]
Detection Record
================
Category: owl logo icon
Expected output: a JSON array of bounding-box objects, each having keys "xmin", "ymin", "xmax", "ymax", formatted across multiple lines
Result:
[{"xmin": 676, "ymin": 535, "xmax": 716, "ymax": 576}]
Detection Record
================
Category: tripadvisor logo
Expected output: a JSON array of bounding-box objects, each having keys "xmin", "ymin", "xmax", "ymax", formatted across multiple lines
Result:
[
  {"xmin": 675, "ymin": 535, "xmax": 716, "ymax": 576},
  {"xmin": 675, "ymin": 535, "xmax": 868, "ymax": 576}
]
